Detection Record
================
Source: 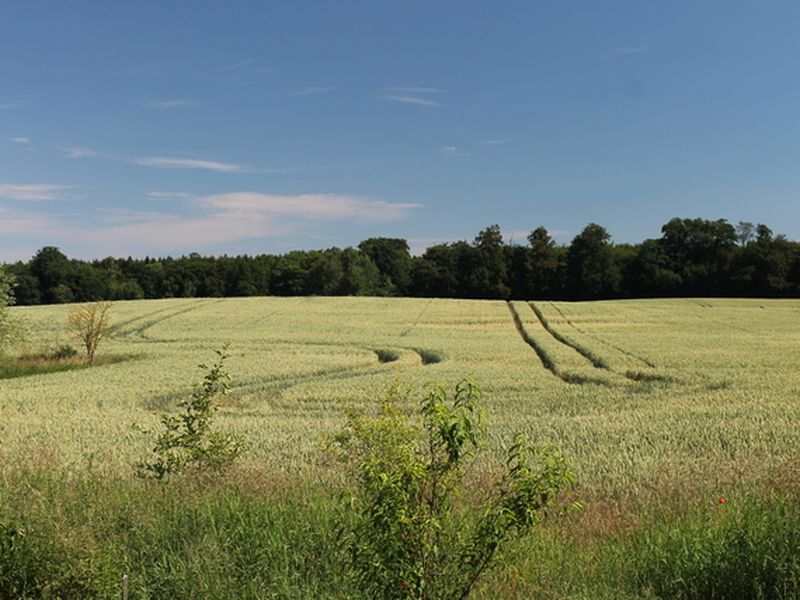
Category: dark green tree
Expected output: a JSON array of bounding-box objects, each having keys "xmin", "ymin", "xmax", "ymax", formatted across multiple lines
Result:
[
  {"xmin": 466, "ymin": 225, "xmax": 509, "ymax": 298},
  {"xmin": 567, "ymin": 224, "xmax": 621, "ymax": 299},
  {"xmin": 659, "ymin": 218, "xmax": 737, "ymax": 294},
  {"xmin": 29, "ymin": 246, "xmax": 73, "ymax": 303},
  {"xmin": 358, "ymin": 238, "xmax": 413, "ymax": 295},
  {"xmin": 527, "ymin": 226, "xmax": 563, "ymax": 298}
]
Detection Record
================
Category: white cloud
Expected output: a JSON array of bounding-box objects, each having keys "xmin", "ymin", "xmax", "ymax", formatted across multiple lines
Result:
[
  {"xmin": 147, "ymin": 191, "xmax": 193, "ymax": 199},
  {"xmin": 203, "ymin": 192, "xmax": 421, "ymax": 222},
  {"xmin": 145, "ymin": 99, "xmax": 193, "ymax": 108},
  {"xmin": 0, "ymin": 184, "xmax": 72, "ymax": 201},
  {"xmin": 80, "ymin": 193, "xmax": 418, "ymax": 253},
  {"xmin": 0, "ymin": 102, "xmax": 25, "ymax": 109},
  {"xmin": 59, "ymin": 146, "xmax": 98, "ymax": 158},
  {"xmin": 380, "ymin": 95, "xmax": 439, "ymax": 107},
  {"xmin": 134, "ymin": 157, "xmax": 242, "ymax": 172},
  {"xmin": 292, "ymin": 86, "xmax": 336, "ymax": 96},
  {"xmin": 9, "ymin": 137, "xmax": 30, "ymax": 145},
  {"xmin": 476, "ymin": 138, "xmax": 511, "ymax": 145},
  {"xmin": 0, "ymin": 190, "xmax": 421, "ymax": 256}
]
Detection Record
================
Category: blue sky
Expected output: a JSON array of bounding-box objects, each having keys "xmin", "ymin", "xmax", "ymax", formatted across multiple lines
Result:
[{"xmin": 2, "ymin": 1, "xmax": 800, "ymax": 260}]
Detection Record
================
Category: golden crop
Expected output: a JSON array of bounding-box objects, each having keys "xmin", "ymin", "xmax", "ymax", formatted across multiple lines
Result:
[{"xmin": 2, "ymin": 296, "xmax": 799, "ymax": 489}]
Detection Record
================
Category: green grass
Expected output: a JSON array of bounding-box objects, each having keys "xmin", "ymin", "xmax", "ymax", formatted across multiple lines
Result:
[
  {"xmin": 1, "ymin": 464, "xmax": 798, "ymax": 599},
  {"xmin": 0, "ymin": 354, "xmax": 131, "ymax": 380}
]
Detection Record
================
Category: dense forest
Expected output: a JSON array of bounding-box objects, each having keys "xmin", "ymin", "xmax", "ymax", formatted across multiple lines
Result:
[{"xmin": 4, "ymin": 217, "xmax": 799, "ymax": 305}]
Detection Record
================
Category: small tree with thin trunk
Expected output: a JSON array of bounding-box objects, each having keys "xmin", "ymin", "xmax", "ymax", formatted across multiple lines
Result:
[{"xmin": 67, "ymin": 301, "xmax": 113, "ymax": 364}]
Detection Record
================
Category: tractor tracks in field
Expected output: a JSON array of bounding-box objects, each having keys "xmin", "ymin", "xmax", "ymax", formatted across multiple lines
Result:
[
  {"xmin": 508, "ymin": 301, "xmax": 669, "ymax": 386},
  {"xmin": 529, "ymin": 302, "xmax": 611, "ymax": 370},
  {"xmin": 117, "ymin": 299, "xmax": 223, "ymax": 340},
  {"xmin": 252, "ymin": 297, "xmax": 312, "ymax": 326},
  {"xmin": 507, "ymin": 301, "xmax": 557, "ymax": 374},
  {"xmin": 530, "ymin": 302, "xmax": 666, "ymax": 383},
  {"xmin": 399, "ymin": 298, "xmax": 435, "ymax": 337},
  {"xmin": 507, "ymin": 301, "xmax": 580, "ymax": 383},
  {"xmin": 545, "ymin": 302, "xmax": 656, "ymax": 368}
]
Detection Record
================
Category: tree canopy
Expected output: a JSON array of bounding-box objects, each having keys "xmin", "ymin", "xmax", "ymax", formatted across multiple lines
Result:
[{"xmin": 4, "ymin": 217, "xmax": 800, "ymax": 305}]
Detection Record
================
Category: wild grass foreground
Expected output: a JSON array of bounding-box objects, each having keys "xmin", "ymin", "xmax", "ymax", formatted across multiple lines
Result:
[{"xmin": 2, "ymin": 457, "xmax": 799, "ymax": 599}]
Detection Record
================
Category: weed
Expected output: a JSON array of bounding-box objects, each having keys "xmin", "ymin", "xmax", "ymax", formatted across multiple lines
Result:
[
  {"xmin": 333, "ymin": 379, "xmax": 576, "ymax": 599},
  {"xmin": 136, "ymin": 346, "xmax": 244, "ymax": 480}
]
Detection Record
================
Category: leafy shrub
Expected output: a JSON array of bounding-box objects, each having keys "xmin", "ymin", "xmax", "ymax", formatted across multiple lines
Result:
[
  {"xmin": 137, "ymin": 346, "xmax": 244, "ymax": 480},
  {"xmin": 333, "ymin": 379, "xmax": 576, "ymax": 600},
  {"xmin": 50, "ymin": 344, "xmax": 79, "ymax": 360},
  {"xmin": 376, "ymin": 349, "xmax": 401, "ymax": 363}
]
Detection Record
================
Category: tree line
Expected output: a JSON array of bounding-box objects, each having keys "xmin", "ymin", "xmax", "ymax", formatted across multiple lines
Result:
[{"xmin": 4, "ymin": 217, "xmax": 799, "ymax": 305}]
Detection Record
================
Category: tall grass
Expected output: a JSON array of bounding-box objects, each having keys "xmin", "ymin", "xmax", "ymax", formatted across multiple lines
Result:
[{"xmin": 1, "ymin": 464, "xmax": 798, "ymax": 599}]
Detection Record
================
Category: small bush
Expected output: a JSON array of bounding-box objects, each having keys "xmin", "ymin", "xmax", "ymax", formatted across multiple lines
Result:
[
  {"xmin": 376, "ymin": 349, "xmax": 401, "ymax": 363},
  {"xmin": 333, "ymin": 379, "xmax": 576, "ymax": 600},
  {"xmin": 50, "ymin": 344, "xmax": 78, "ymax": 360},
  {"xmin": 137, "ymin": 346, "xmax": 244, "ymax": 480}
]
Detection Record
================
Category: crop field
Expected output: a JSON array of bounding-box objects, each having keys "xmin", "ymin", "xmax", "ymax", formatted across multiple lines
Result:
[{"xmin": 3, "ymin": 296, "xmax": 800, "ymax": 492}]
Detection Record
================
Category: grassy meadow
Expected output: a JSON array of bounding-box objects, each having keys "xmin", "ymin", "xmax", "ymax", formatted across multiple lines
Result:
[{"xmin": 2, "ymin": 296, "xmax": 800, "ymax": 598}]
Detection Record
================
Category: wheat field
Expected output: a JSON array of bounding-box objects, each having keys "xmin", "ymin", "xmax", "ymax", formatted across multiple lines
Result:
[{"xmin": 3, "ymin": 296, "xmax": 799, "ymax": 491}]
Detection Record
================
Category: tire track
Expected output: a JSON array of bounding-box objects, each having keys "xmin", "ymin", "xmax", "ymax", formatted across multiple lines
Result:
[
  {"xmin": 529, "ymin": 302, "xmax": 610, "ymax": 370},
  {"xmin": 113, "ymin": 303, "xmax": 188, "ymax": 333},
  {"xmin": 531, "ymin": 303, "xmax": 675, "ymax": 384},
  {"xmin": 252, "ymin": 297, "xmax": 312, "ymax": 326},
  {"xmin": 547, "ymin": 302, "xmax": 656, "ymax": 368},
  {"xmin": 119, "ymin": 299, "xmax": 222, "ymax": 340},
  {"xmin": 507, "ymin": 302, "xmax": 565, "ymax": 381},
  {"xmin": 399, "ymin": 298, "xmax": 435, "ymax": 337}
]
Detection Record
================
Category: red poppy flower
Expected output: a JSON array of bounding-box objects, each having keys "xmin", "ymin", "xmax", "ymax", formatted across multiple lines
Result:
[{"xmin": 718, "ymin": 497, "xmax": 728, "ymax": 504}]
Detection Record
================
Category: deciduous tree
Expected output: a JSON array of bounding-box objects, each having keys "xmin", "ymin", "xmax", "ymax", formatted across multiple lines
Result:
[{"xmin": 67, "ymin": 301, "xmax": 113, "ymax": 364}]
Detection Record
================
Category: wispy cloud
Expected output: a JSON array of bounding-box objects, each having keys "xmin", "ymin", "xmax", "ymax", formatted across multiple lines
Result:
[
  {"xmin": 439, "ymin": 145, "xmax": 471, "ymax": 157},
  {"xmin": 0, "ymin": 184, "xmax": 72, "ymax": 201},
  {"xmin": 147, "ymin": 191, "xmax": 193, "ymax": 199},
  {"xmin": 476, "ymin": 138, "xmax": 511, "ymax": 145},
  {"xmin": 204, "ymin": 192, "xmax": 421, "ymax": 222},
  {"xmin": 201, "ymin": 60, "xmax": 274, "ymax": 85},
  {"xmin": 58, "ymin": 147, "xmax": 289, "ymax": 174},
  {"xmin": 0, "ymin": 101, "xmax": 26, "ymax": 110},
  {"xmin": 145, "ymin": 99, "xmax": 194, "ymax": 108},
  {"xmin": 0, "ymin": 191, "xmax": 422, "ymax": 257},
  {"xmin": 9, "ymin": 137, "xmax": 30, "ymax": 145},
  {"xmin": 386, "ymin": 87, "xmax": 443, "ymax": 94},
  {"xmin": 380, "ymin": 95, "xmax": 439, "ymax": 107},
  {"xmin": 379, "ymin": 86, "xmax": 442, "ymax": 107},
  {"xmin": 134, "ymin": 157, "xmax": 242, "ymax": 172},
  {"xmin": 59, "ymin": 146, "xmax": 98, "ymax": 159},
  {"xmin": 607, "ymin": 46, "xmax": 647, "ymax": 57},
  {"xmin": 223, "ymin": 59, "xmax": 253, "ymax": 72},
  {"xmin": 292, "ymin": 86, "xmax": 336, "ymax": 96}
]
